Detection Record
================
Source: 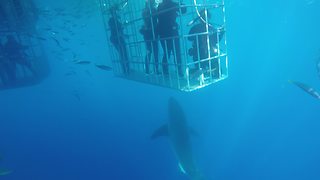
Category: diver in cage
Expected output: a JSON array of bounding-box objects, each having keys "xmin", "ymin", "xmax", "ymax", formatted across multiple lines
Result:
[
  {"xmin": 156, "ymin": 0, "xmax": 186, "ymax": 77},
  {"xmin": 140, "ymin": 0, "xmax": 159, "ymax": 75},
  {"xmin": 3, "ymin": 35, "xmax": 37, "ymax": 79},
  {"xmin": 188, "ymin": 10, "xmax": 225, "ymax": 78},
  {"xmin": 108, "ymin": 6, "xmax": 130, "ymax": 75}
]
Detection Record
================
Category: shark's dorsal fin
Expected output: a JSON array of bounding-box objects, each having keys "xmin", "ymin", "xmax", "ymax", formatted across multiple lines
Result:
[{"xmin": 151, "ymin": 124, "xmax": 169, "ymax": 140}]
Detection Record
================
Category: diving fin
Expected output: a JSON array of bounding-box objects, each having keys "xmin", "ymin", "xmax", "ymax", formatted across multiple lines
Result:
[{"xmin": 151, "ymin": 124, "xmax": 169, "ymax": 140}]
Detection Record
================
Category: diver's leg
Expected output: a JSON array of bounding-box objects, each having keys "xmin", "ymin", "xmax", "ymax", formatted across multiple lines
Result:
[
  {"xmin": 120, "ymin": 47, "xmax": 129, "ymax": 74},
  {"xmin": 165, "ymin": 38, "xmax": 175, "ymax": 75},
  {"xmin": 145, "ymin": 42, "xmax": 151, "ymax": 74},
  {"xmin": 114, "ymin": 43, "xmax": 126, "ymax": 74},
  {"xmin": 119, "ymin": 38, "xmax": 130, "ymax": 74},
  {"xmin": 116, "ymin": 42, "xmax": 129, "ymax": 75},
  {"xmin": 153, "ymin": 41, "xmax": 159, "ymax": 74},
  {"xmin": 122, "ymin": 44, "xmax": 130, "ymax": 74},
  {"xmin": 160, "ymin": 40, "xmax": 169, "ymax": 75}
]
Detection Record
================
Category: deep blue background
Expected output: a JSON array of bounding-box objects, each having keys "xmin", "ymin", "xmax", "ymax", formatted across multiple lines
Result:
[{"xmin": 1, "ymin": 0, "xmax": 320, "ymax": 179}]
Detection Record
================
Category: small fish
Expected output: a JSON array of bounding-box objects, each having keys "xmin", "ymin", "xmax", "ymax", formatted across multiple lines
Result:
[
  {"xmin": 289, "ymin": 80, "xmax": 320, "ymax": 100},
  {"xmin": 51, "ymin": 37, "xmax": 63, "ymax": 49},
  {"xmin": 75, "ymin": 61, "xmax": 91, "ymax": 65},
  {"xmin": 36, "ymin": 37, "xmax": 47, "ymax": 41},
  {"xmin": 71, "ymin": 59, "xmax": 79, "ymax": 63},
  {"xmin": 0, "ymin": 169, "xmax": 12, "ymax": 176},
  {"xmin": 95, "ymin": 64, "xmax": 112, "ymax": 71}
]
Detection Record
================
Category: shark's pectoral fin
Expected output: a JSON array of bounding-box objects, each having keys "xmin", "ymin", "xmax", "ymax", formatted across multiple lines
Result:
[{"xmin": 151, "ymin": 124, "xmax": 169, "ymax": 140}]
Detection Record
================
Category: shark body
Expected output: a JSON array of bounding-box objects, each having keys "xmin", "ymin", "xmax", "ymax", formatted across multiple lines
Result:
[{"xmin": 152, "ymin": 97, "xmax": 204, "ymax": 180}]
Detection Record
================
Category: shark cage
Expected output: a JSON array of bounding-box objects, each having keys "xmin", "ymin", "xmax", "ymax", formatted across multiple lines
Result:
[
  {"xmin": 0, "ymin": 0, "xmax": 49, "ymax": 90},
  {"xmin": 99, "ymin": 0, "xmax": 228, "ymax": 92}
]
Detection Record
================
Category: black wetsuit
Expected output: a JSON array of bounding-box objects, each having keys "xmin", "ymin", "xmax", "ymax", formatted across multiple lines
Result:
[
  {"xmin": 109, "ymin": 15, "xmax": 130, "ymax": 74},
  {"xmin": 157, "ymin": 0, "xmax": 186, "ymax": 76},
  {"xmin": 140, "ymin": 4, "xmax": 159, "ymax": 74},
  {"xmin": 188, "ymin": 22, "xmax": 224, "ymax": 76}
]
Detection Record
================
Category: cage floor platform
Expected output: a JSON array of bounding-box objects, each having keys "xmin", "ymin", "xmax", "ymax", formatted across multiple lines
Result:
[{"xmin": 115, "ymin": 69, "xmax": 227, "ymax": 92}]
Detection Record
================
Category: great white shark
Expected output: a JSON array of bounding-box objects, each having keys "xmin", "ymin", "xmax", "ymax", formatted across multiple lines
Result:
[{"xmin": 151, "ymin": 97, "xmax": 204, "ymax": 180}]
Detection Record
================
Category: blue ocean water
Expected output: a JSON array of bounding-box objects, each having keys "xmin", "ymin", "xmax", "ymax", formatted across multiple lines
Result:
[{"xmin": 1, "ymin": 0, "xmax": 320, "ymax": 180}]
